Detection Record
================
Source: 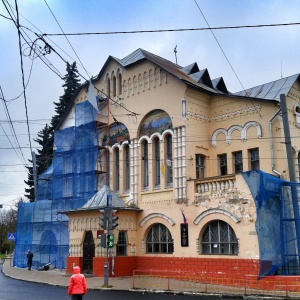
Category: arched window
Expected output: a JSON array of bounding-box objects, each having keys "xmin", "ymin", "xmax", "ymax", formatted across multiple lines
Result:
[
  {"xmin": 142, "ymin": 140, "xmax": 149, "ymax": 189},
  {"xmin": 124, "ymin": 145, "xmax": 130, "ymax": 191},
  {"xmin": 166, "ymin": 134, "xmax": 173, "ymax": 186},
  {"xmin": 106, "ymin": 77, "xmax": 111, "ymax": 98},
  {"xmin": 201, "ymin": 220, "xmax": 238, "ymax": 255},
  {"xmin": 118, "ymin": 72, "xmax": 122, "ymax": 96},
  {"xmin": 114, "ymin": 148, "xmax": 120, "ymax": 192},
  {"xmin": 154, "ymin": 138, "xmax": 160, "ymax": 187},
  {"xmin": 112, "ymin": 73, "xmax": 116, "ymax": 97},
  {"xmin": 146, "ymin": 223, "xmax": 173, "ymax": 254}
]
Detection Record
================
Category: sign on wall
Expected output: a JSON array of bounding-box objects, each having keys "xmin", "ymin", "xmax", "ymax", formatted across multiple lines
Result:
[{"xmin": 180, "ymin": 224, "xmax": 189, "ymax": 247}]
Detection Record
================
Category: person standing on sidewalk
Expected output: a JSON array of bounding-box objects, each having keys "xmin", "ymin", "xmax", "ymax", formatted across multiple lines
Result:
[
  {"xmin": 68, "ymin": 266, "xmax": 87, "ymax": 300},
  {"xmin": 26, "ymin": 250, "xmax": 33, "ymax": 270}
]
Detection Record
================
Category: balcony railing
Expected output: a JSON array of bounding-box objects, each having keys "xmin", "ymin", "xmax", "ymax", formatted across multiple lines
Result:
[{"xmin": 195, "ymin": 174, "xmax": 236, "ymax": 194}]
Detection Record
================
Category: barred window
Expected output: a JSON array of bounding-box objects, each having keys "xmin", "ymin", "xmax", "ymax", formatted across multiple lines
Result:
[
  {"xmin": 116, "ymin": 231, "xmax": 127, "ymax": 256},
  {"xmin": 201, "ymin": 220, "xmax": 238, "ymax": 255},
  {"xmin": 146, "ymin": 224, "xmax": 174, "ymax": 254}
]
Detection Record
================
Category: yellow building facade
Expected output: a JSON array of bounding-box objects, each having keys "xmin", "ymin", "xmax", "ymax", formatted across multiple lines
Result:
[{"xmin": 63, "ymin": 49, "xmax": 300, "ymax": 278}]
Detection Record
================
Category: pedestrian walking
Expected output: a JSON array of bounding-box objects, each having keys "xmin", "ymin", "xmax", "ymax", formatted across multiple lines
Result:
[
  {"xmin": 26, "ymin": 250, "xmax": 33, "ymax": 270},
  {"xmin": 68, "ymin": 266, "xmax": 87, "ymax": 300}
]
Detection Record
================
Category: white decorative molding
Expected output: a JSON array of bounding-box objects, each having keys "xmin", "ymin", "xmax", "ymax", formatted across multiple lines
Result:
[
  {"xmin": 187, "ymin": 105, "xmax": 261, "ymax": 123},
  {"xmin": 193, "ymin": 208, "xmax": 240, "ymax": 225},
  {"xmin": 211, "ymin": 121, "xmax": 262, "ymax": 147},
  {"xmin": 211, "ymin": 128, "xmax": 228, "ymax": 147},
  {"xmin": 139, "ymin": 213, "xmax": 175, "ymax": 227},
  {"xmin": 241, "ymin": 121, "xmax": 262, "ymax": 142}
]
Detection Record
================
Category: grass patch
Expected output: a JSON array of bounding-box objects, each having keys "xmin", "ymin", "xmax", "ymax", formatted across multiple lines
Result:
[
  {"xmin": 0, "ymin": 254, "xmax": 6, "ymax": 259},
  {"xmin": 101, "ymin": 285, "xmax": 113, "ymax": 288}
]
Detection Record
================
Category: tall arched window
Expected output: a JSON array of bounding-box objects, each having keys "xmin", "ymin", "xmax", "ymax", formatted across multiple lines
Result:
[
  {"xmin": 154, "ymin": 138, "xmax": 160, "ymax": 187},
  {"xmin": 106, "ymin": 76, "xmax": 111, "ymax": 98},
  {"xmin": 124, "ymin": 145, "xmax": 130, "ymax": 191},
  {"xmin": 112, "ymin": 73, "xmax": 116, "ymax": 97},
  {"xmin": 201, "ymin": 220, "xmax": 238, "ymax": 255},
  {"xmin": 146, "ymin": 223, "xmax": 173, "ymax": 254},
  {"xmin": 142, "ymin": 140, "xmax": 149, "ymax": 189},
  {"xmin": 166, "ymin": 134, "xmax": 173, "ymax": 186},
  {"xmin": 118, "ymin": 73, "xmax": 122, "ymax": 95},
  {"xmin": 115, "ymin": 148, "xmax": 120, "ymax": 192}
]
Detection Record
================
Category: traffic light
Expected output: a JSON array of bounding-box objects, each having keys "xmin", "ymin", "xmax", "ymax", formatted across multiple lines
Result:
[
  {"xmin": 98, "ymin": 234, "xmax": 106, "ymax": 248},
  {"xmin": 107, "ymin": 234, "xmax": 114, "ymax": 248},
  {"xmin": 108, "ymin": 210, "xmax": 119, "ymax": 230},
  {"xmin": 99, "ymin": 209, "xmax": 107, "ymax": 229},
  {"xmin": 111, "ymin": 210, "xmax": 119, "ymax": 230}
]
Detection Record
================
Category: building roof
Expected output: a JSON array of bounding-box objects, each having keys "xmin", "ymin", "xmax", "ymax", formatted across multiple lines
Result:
[
  {"xmin": 58, "ymin": 185, "xmax": 141, "ymax": 214},
  {"xmin": 95, "ymin": 48, "xmax": 224, "ymax": 95},
  {"xmin": 234, "ymin": 74, "xmax": 300, "ymax": 101},
  {"xmin": 57, "ymin": 49, "xmax": 300, "ymax": 130}
]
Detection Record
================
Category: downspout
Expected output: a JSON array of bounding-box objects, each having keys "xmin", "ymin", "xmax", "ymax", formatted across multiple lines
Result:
[{"xmin": 269, "ymin": 108, "xmax": 282, "ymax": 178}]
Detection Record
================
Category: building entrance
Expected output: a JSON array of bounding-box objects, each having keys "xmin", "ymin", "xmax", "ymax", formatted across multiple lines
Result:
[{"xmin": 82, "ymin": 230, "xmax": 95, "ymax": 274}]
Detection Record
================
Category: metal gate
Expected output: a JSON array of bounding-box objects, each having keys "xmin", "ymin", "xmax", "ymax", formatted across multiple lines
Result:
[{"xmin": 82, "ymin": 230, "xmax": 95, "ymax": 274}]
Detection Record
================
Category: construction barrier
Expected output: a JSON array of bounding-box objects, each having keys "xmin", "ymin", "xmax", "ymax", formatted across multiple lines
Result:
[{"xmin": 132, "ymin": 270, "xmax": 300, "ymax": 298}]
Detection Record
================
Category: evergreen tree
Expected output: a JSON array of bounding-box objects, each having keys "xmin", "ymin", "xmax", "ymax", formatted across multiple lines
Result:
[
  {"xmin": 24, "ymin": 62, "xmax": 81, "ymax": 201},
  {"xmin": 51, "ymin": 62, "xmax": 81, "ymax": 130}
]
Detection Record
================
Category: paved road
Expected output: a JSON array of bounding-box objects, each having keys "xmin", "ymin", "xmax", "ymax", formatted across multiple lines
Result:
[{"xmin": 0, "ymin": 263, "xmax": 243, "ymax": 300}]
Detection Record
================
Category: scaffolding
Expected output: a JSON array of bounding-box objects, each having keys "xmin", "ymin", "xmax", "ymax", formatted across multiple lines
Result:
[
  {"xmin": 243, "ymin": 170, "xmax": 300, "ymax": 276},
  {"xmin": 14, "ymin": 100, "xmax": 108, "ymax": 269}
]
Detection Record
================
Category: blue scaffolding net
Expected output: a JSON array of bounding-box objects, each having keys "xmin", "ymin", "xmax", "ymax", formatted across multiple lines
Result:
[
  {"xmin": 243, "ymin": 170, "xmax": 300, "ymax": 277},
  {"xmin": 14, "ymin": 101, "xmax": 98, "ymax": 269}
]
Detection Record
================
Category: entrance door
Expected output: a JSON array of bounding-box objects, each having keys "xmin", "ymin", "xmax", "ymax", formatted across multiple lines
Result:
[{"xmin": 82, "ymin": 230, "xmax": 95, "ymax": 274}]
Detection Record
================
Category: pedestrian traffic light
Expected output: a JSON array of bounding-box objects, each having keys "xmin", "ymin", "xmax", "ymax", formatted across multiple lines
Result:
[
  {"xmin": 107, "ymin": 234, "xmax": 114, "ymax": 248},
  {"xmin": 98, "ymin": 234, "xmax": 106, "ymax": 248},
  {"xmin": 99, "ymin": 209, "xmax": 107, "ymax": 229}
]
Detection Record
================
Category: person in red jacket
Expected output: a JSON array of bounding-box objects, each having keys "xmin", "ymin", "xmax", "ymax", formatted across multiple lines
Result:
[{"xmin": 68, "ymin": 266, "xmax": 87, "ymax": 300}]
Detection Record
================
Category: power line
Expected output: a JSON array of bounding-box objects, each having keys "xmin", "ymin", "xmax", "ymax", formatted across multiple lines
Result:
[
  {"xmin": 42, "ymin": 22, "xmax": 300, "ymax": 36},
  {"xmin": 193, "ymin": 0, "xmax": 261, "ymax": 118},
  {"xmin": 43, "ymin": 0, "xmax": 91, "ymax": 79}
]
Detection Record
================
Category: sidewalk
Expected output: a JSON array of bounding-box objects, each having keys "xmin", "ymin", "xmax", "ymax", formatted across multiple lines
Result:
[{"xmin": 1, "ymin": 258, "xmax": 132, "ymax": 291}]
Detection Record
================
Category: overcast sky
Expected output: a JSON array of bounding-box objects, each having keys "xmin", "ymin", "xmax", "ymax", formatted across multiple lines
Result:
[{"xmin": 0, "ymin": 0, "xmax": 300, "ymax": 208}]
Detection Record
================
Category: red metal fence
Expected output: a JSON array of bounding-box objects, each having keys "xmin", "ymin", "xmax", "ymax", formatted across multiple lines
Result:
[{"xmin": 132, "ymin": 270, "xmax": 300, "ymax": 298}]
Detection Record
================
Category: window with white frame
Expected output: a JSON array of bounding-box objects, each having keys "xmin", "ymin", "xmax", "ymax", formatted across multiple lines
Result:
[
  {"xmin": 166, "ymin": 134, "xmax": 173, "ymax": 186},
  {"xmin": 124, "ymin": 145, "xmax": 130, "ymax": 191},
  {"xmin": 142, "ymin": 140, "xmax": 149, "ymax": 189},
  {"xmin": 154, "ymin": 138, "xmax": 160, "ymax": 187},
  {"xmin": 115, "ymin": 148, "xmax": 120, "ymax": 192},
  {"xmin": 201, "ymin": 220, "xmax": 238, "ymax": 255}
]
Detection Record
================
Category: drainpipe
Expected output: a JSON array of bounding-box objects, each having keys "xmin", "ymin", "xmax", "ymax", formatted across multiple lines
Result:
[{"xmin": 269, "ymin": 108, "xmax": 282, "ymax": 178}]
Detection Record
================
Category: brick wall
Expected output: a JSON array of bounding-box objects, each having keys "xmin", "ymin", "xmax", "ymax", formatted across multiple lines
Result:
[{"xmin": 66, "ymin": 256, "xmax": 83, "ymax": 274}]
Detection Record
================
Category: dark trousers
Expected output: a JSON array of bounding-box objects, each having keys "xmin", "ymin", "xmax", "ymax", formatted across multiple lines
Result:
[
  {"xmin": 27, "ymin": 260, "xmax": 32, "ymax": 270},
  {"xmin": 71, "ymin": 294, "xmax": 83, "ymax": 300}
]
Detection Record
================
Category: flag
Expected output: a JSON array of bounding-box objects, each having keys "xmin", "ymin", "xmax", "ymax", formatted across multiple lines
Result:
[{"xmin": 180, "ymin": 208, "xmax": 188, "ymax": 224}]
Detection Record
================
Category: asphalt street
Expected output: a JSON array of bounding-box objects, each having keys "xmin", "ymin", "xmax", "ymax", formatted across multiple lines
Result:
[{"xmin": 0, "ymin": 262, "xmax": 245, "ymax": 300}]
